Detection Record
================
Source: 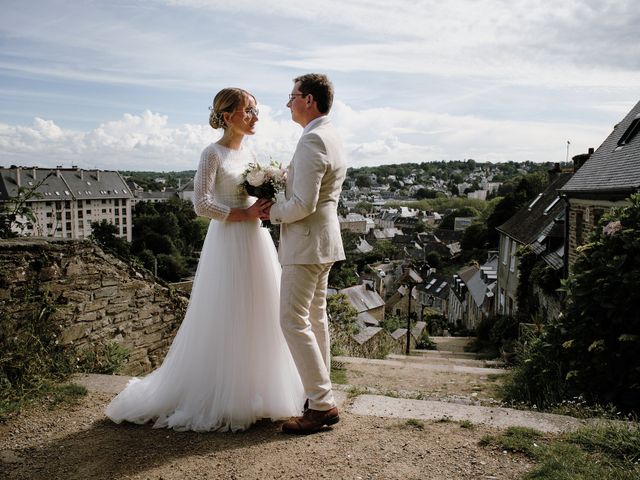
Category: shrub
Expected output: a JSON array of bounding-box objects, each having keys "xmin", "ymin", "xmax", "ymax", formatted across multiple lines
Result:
[{"xmin": 504, "ymin": 193, "xmax": 640, "ymax": 412}]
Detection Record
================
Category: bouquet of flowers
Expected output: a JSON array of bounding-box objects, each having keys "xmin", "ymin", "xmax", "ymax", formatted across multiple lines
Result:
[{"xmin": 241, "ymin": 160, "xmax": 287, "ymax": 227}]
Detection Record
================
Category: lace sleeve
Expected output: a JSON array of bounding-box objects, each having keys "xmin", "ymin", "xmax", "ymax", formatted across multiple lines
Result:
[{"xmin": 193, "ymin": 147, "xmax": 231, "ymax": 221}]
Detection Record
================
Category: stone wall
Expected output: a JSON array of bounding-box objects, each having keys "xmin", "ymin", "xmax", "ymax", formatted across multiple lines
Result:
[
  {"xmin": 0, "ymin": 238, "xmax": 187, "ymax": 375},
  {"xmin": 567, "ymin": 198, "xmax": 627, "ymax": 267}
]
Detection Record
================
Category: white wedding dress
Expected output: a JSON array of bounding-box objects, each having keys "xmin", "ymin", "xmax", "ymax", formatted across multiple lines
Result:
[{"xmin": 105, "ymin": 143, "xmax": 305, "ymax": 432}]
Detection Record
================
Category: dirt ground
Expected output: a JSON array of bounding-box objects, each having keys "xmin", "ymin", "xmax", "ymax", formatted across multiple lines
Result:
[
  {"xmin": 1, "ymin": 357, "xmax": 538, "ymax": 480},
  {"xmin": 338, "ymin": 356, "xmax": 504, "ymax": 404}
]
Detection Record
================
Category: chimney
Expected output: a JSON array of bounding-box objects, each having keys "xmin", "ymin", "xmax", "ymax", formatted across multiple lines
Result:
[
  {"xmin": 547, "ymin": 162, "xmax": 561, "ymax": 181},
  {"xmin": 572, "ymin": 148, "xmax": 593, "ymax": 172},
  {"xmin": 32, "ymin": 167, "xmax": 37, "ymax": 181},
  {"xmin": 80, "ymin": 169, "xmax": 84, "ymax": 180},
  {"xmin": 16, "ymin": 167, "xmax": 21, "ymax": 187},
  {"xmin": 97, "ymin": 170, "xmax": 101, "ymax": 181}
]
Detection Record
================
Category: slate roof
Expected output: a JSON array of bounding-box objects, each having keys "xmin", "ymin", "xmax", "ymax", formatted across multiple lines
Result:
[
  {"xmin": 417, "ymin": 272, "xmax": 450, "ymax": 300},
  {"xmin": 561, "ymin": 100, "xmax": 640, "ymax": 196},
  {"xmin": 357, "ymin": 311, "xmax": 380, "ymax": 327},
  {"xmin": 353, "ymin": 326, "xmax": 384, "ymax": 345},
  {"xmin": 391, "ymin": 328, "xmax": 407, "ymax": 340},
  {"xmin": 467, "ymin": 256, "xmax": 498, "ymax": 308},
  {"xmin": 0, "ymin": 167, "xmax": 133, "ymax": 202},
  {"xmin": 339, "ymin": 284, "xmax": 385, "ymax": 313},
  {"xmin": 497, "ymin": 173, "xmax": 572, "ymax": 245},
  {"xmin": 411, "ymin": 321, "xmax": 427, "ymax": 339}
]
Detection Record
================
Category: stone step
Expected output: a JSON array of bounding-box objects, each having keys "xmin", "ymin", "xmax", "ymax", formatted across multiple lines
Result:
[{"xmin": 387, "ymin": 353, "xmax": 504, "ymax": 369}]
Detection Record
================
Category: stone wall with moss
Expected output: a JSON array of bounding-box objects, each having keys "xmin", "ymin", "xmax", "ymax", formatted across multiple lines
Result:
[{"xmin": 0, "ymin": 238, "xmax": 187, "ymax": 375}]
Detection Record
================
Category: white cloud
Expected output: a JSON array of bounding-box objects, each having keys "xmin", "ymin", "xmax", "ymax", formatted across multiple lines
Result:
[{"xmin": 0, "ymin": 102, "xmax": 615, "ymax": 172}]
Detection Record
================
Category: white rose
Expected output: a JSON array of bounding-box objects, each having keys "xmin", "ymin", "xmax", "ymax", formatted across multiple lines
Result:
[
  {"xmin": 246, "ymin": 169, "xmax": 266, "ymax": 187},
  {"xmin": 264, "ymin": 166, "xmax": 277, "ymax": 180}
]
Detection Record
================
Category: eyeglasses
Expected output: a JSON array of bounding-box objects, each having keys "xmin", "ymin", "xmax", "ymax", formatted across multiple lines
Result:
[
  {"xmin": 235, "ymin": 107, "xmax": 259, "ymax": 117},
  {"xmin": 288, "ymin": 93, "xmax": 308, "ymax": 102}
]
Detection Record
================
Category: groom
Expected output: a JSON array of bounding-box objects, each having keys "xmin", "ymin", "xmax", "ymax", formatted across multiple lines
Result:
[{"xmin": 261, "ymin": 73, "xmax": 346, "ymax": 434}]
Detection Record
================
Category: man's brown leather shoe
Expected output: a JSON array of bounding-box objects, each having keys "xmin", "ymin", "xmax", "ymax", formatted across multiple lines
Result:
[{"xmin": 282, "ymin": 407, "xmax": 339, "ymax": 434}]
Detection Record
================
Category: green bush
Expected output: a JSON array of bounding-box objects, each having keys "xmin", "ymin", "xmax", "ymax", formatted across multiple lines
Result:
[{"xmin": 504, "ymin": 193, "xmax": 640, "ymax": 411}]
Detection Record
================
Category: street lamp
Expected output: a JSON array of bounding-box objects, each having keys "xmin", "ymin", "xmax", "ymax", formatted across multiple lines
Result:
[{"xmin": 398, "ymin": 267, "xmax": 423, "ymax": 355}]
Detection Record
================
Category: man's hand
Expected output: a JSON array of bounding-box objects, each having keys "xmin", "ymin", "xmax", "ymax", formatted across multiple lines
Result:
[
  {"xmin": 259, "ymin": 203, "xmax": 272, "ymax": 221},
  {"xmin": 247, "ymin": 198, "xmax": 272, "ymax": 220}
]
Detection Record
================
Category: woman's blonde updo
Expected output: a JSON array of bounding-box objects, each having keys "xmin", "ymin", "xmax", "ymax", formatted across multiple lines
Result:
[{"xmin": 208, "ymin": 88, "xmax": 256, "ymax": 130}]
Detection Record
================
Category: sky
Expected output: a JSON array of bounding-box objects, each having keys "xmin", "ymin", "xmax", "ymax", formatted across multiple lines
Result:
[{"xmin": 0, "ymin": 0, "xmax": 639, "ymax": 172}]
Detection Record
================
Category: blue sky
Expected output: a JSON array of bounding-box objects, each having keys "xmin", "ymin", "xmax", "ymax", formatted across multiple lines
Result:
[{"xmin": 1, "ymin": 0, "xmax": 639, "ymax": 171}]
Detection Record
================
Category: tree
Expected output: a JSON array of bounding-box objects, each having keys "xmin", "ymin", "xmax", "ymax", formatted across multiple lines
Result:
[
  {"xmin": 354, "ymin": 201, "xmax": 374, "ymax": 214},
  {"xmin": 355, "ymin": 175, "xmax": 372, "ymax": 188},
  {"xmin": 440, "ymin": 206, "xmax": 479, "ymax": 230},
  {"xmin": 415, "ymin": 188, "xmax": 437, "ymax": 200},
  {"xmin": 90, "ymin": 220, "xmax": 130, "ymax": 257},
  {"xmin": 327, "ymin": 293, "xmax": 359, "ymax": 334},
  {"xmin": 0, "ymin": 173, "xmax": 52, "ymax": 238}
]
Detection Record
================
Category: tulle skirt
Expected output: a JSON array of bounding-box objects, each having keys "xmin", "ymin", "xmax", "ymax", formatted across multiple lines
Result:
[{"xmin": 105, "ymin": 219, "xmax": 305, "ymax": 432}]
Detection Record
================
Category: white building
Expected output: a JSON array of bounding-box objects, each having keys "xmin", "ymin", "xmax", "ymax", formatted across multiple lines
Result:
[{"xmin": 1, "ymin": 166, "xmax": 133, "ymax": 241}]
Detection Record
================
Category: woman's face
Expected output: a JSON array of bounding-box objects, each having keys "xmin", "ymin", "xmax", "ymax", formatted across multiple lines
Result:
[{"xmin": 226, "ymin": 95, "xmax": 259, "ymax": 136}]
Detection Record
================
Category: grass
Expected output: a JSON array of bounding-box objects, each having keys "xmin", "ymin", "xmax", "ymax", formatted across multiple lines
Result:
[
  {"xmin": 480, "ymin": 423, "xmax": 640, "ymax": 479},
  {"xmin": 405, "ymin": 418, "xmax": 425, "ymax": 430},
  {"xmin": 346, "ymin": 386, "xmax": 369, "ymax": 399},
  {"xmin": 45, "ymin": 383, "xmax": 88, "ymax": 409},
  {"xmin": 330, "ymin": 367, "xmax": 347, "ymax": 385},
  {"xmin": 1, "ymin": 381, "xmax": 88, "ymax": 421},
  {"xmin": 459, "ymin": 420, "xmax": 474, "ymax": 429}
]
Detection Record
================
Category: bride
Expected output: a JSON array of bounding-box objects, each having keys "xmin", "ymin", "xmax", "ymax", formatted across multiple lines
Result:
[{"xmin": 105, "ymin": 88, "xmax": 305, "ymax": 432}]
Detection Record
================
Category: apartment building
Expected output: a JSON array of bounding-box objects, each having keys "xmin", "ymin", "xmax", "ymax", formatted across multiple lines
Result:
[{"xmin": 0, "ymin": 166, "xmax": 133, "ymax": 241}]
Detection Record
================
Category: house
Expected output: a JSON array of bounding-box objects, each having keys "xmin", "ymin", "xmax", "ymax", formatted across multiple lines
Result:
[
  {"xmin": 495, "ymin": 171, "xmax": 572, "ymax": 317},
  {"xmin": 448, "ymin": 265, "xmax": 477, "ymax": 326},
  {"xmin": 131, "ymin": 189, "xmax": 178, "ymax": 206},
  {"xmin": 349, "ymin": 327, "xmax": 396, "ymax": 358},
  {"xmin": 465, "ymin": 255, "xmax": 498, "ymax": 329},
  {"xmin": 178, "ymin": 179, "xmax": 195, "ymax": 203},
  {"xmin": 384, "ymin": 268, "xmax": 423, "ymax": 319},
  {"xmin": 416, "ymin": 272, "xmax": 450, "ymax": 318},
  {"xmin": 559, "ymin": 100, "xmax": 640, "ymax": 269},
  {"xmin": 338, "ymin": 284, "xmax": 386, "ymax": 328},
  {"xmin": 339, "ymin": 213, "xmax": 368, "ymax": 233},
  {"xmin": 0, "ymin": 166, "xmax": 133, "ymax": 241}
]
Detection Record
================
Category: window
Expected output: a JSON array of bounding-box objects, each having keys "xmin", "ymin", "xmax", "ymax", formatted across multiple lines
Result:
[
  {"xmin": 509, "ymin": 241, "xmax": 517, "ymax": 272},
  {"xmin": 123, "ymin": 226, "xmax": 127, "ymax": 234},
  {"xmin": 65, "ymin": 212, "xmax": 71, "ymax": 220},
  {"xmin": 66, "ymin": 222, "xmax": 71, "ymax": 230},
  {"xmin": 114, "ymin": 199, "xmax": 119, "ymax": 206},
  {"xmin": 102, "ymin": 209, "xmax": 107, "ymax": 214},
  {"xmin": 86, "ymin": 209, "xmax": 92, "ymax": 215},
  {"xmin": 617, "ymin": 114, "xmax": 640, "ymax": 147},
  {"xmin": 78, "ymin": 200, "xmax": 83, "ymax": 208},
  {"xmin": 78, "ymin": 210, "xmax": 83, "ymax": 219},
  {"xmin": 46, "ymin": 212, "xmax": 52, "ymax": 218},
  {"xmin": 115, "ymin": 218, "xmax": 120, "ymax": 226}
]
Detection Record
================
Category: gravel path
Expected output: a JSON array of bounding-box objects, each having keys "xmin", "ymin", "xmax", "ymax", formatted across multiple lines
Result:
[{"xmin": 1, "ymin": 352, "xmax": 570, "ymax": 480}]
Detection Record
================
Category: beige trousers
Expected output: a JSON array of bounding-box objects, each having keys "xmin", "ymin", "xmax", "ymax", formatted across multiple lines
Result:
[{"xmin": 280, "ymin": 263, "xmax": 336, "ymax": 411}]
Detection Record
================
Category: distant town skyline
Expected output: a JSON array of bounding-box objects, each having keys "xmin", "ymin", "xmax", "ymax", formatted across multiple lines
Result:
[{"xmin": 1, "ymin": 0, "xmax": 639, "ymax": 171}]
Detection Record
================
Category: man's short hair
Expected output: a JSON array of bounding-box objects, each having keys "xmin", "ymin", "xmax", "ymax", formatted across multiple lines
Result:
[{"xmin": 294, "ymin": 73, "xmax": 334, "ymax": 114}]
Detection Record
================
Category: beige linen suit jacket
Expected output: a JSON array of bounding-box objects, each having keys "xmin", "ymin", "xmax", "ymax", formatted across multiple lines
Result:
[{"xmin": 270, "ymin": 116, "xmax": 346, "ymax": 265}]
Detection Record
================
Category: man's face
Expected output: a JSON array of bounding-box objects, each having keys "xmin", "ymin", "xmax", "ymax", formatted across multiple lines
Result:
[{"xmin": 287, "ymin": 81, "xmax": 307, "ymax": 125}]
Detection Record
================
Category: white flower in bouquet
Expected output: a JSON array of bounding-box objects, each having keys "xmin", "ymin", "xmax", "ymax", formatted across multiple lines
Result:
[{"xmin": 246, "ymin": 168, "xmax": 266, "ymax": 187}]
